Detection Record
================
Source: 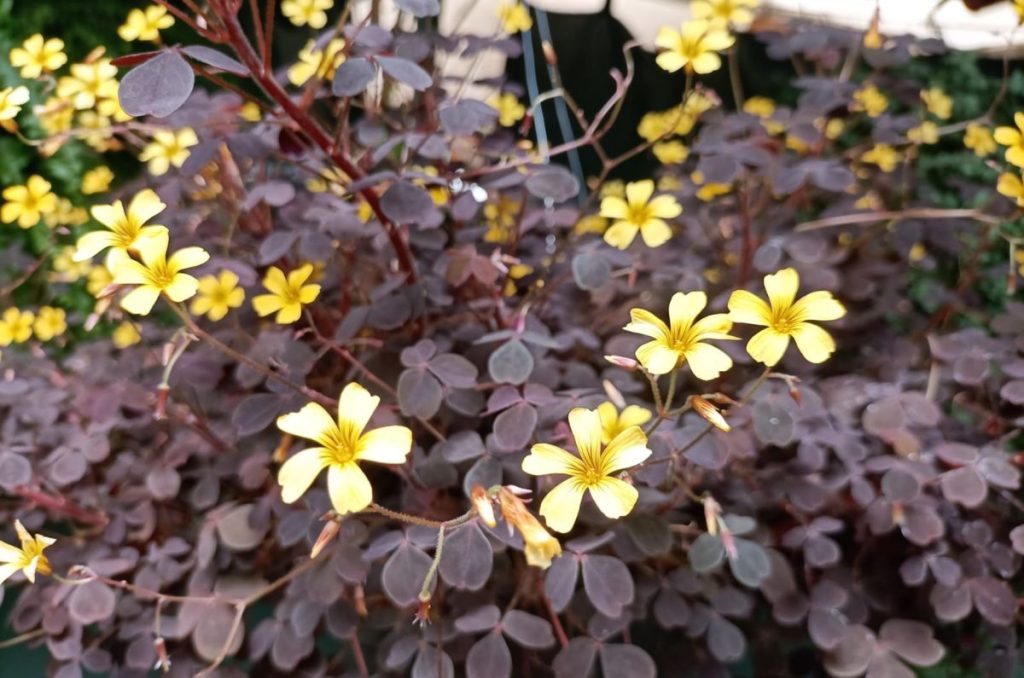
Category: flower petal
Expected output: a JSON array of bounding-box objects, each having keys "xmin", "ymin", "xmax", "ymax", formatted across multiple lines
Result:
[
  {"xmin": 338, "ymin": 382, "xmax": 380, "ymax": 440},
  {"xmin": 728, "ymin": 290, "xmax": 772, "ymax": 326},
  {"xmin": 120, "ymin": 286, "xmax": 161, "ymax": 315},
  {"xmin": 647, "ymin": 194, "xmax": 683, "ymax": 219},
  {"xmin": 763, "ymin": 268, "xmax": 800, "ymax": 311},
  {"xmin": 73, "ymin": 230, "xmax": 115, "ymax": 261},
  {"xmin": 669, "ymin": 291, "xmax": 706, "ymax": 333},
  {"xmin": 539, "ymin": 479, "xmax": 586, "ymax": 533},
  {"xmin": 327, "ymin": 462, "xmax": 373, "ymax": 515},
  {"xmin": 625, "ymin": 180, "xmax": 655, "ymax": 207},
  {"xmin": 619, "ymin": 405, "xmax": 652, "ymax": 430},
  {"xmin": 601, "ymin": 426, "xmax": 651, "ymax": 474},
  {"xmin": 252, "ymin": 293, "xmax": 284, "ymax": 317},
  {"xmin": 568, "ymin": 408, "xmax": 603, "ymax": 469},
  {"xmin": 0, "ymin": 563, "xmax": 20, "ymax": 586},
  {"xmin": 747, "ymin": 327, "xmax": 790, "ymax": 366},
  {"xmin": 599, "ymin": 196, "xmax": 629, "ymax": 220},
  {"xmin": 262, "ymin": 267, "xmax": 289, "ymax": 296},
  {"xmin": 690, "ymin": 313, "xmax": 736, "ymax": 340},
  {"xmin": 275, "ymin": 303, "xmax": 303, "ymax": 325},
  {"xmin": 588, "ymin": 477, "xmax": 639, "ymax": 520},
  {"xmin": 298, "ymin": 284, "xmax": 321, "ymax": 304},
  {"xmin": 288, "ymin": 263, "xmax": 314, "ymax": 288},
  {"xmin": 684, "ymin": 341, "xmax": 734, "ymax": 381},
  {"xmin": 624, "ymin": 308, "xmax": 670, "ymax": 339},
  {"xmin": 523, "ymin": 443, "xmax": 581, "ymax": 476},
  {"xmin": 635, "ymin": 340, "xmax": 680, "ymax": 375},
  {"xmin": 277, "ymin": 447, "xmax": 330, "ymax": 503},
  {"xmin": 0, "ymin": 540, "xmax": 23, "ymax": 564},
  {"xmin": 163, "ymin": 274, "xmax": 200, "ymax": 302},
  {"xmin": 168, "ymin": 246, "xmax": 210, "ymax": 271},
  {"xmin": 277, "ymin": 402, "xmax": 338, "ymax": 446},
  {"xmin": 792, "ymin": 291, "xmax": 846, "ymax": 322},
  {"xmin": 791, "ymin": 322, "xmax": 837, "ymax": 363},
  {"xmin": 603, "ymin": 221, "xmax": 639, "ymax": 250},
  {"xmin": 639, "ymin": 218, "xmax": 672, "ymax": 247},
  {"xmin": 127, "ymin": 189, "xmax": 165, "ymax": 225},
  {"xmin": 357, "ymin": 425, "xmax": 412, "ymax": 464}
]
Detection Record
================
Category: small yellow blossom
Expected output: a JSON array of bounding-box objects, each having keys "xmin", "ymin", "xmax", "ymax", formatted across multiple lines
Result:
[
  {"xmin": 36, "ymin": 97, "xmax": 74, "ymax": 136},
  {"xmin": 743, "ymin": 96, "xmax": 775, "ymax": 118},
  {"xmin": 111, "ymin": 235, "xmax": 210, "ymax": 315},
  {"xmin": 995, "ymin": 113, "xmax": 1024, "ymax": 168},
  {"xmin": 997, "ymin": 171, "xmax": 1024, "ymax": 207},
  {"xmin": 9, "ymin": 34, "xmax": 67, "ymax": 79},
  {"xmin": 489, "ymin": 93, "xmax": 526, "ymax": 127},
  {"xmin": 51, "ymin": 247, "xmax": 92, "ymax": 283},
  {"xmin": 33, "ymin": 307, "xmax": 67, "ymax": 342},
  {"xmin": 637, "ymin": 99, "xmax": 715, "ymax": 143},
  {"xmin": 921, "ymin": 88, "xmax": 952, "ymax": 120},
  {"xmin": 851, "ymin": 84, "xmax": 888, "ymax": 118},
  {"xmin": 624, "ymin": 291, "xmax": 737, "ymax": 377},
  {"xmin": 44, "ymin": 198, "xmax": 87, "ymax": 229},
  {"xmin": 277, "ymin": 382, "xmax": 413, "ymax": 514},
  {"xmin": 76, "ymin": 110, "xmax": 118, "ymax": 153},
  {"xmin": 240, "ymin": 101, "xmax": 262, "ymax": 122},
  {"xmin": 287, "ymin": 38, "xmax": 346, "ymax": 86},
  {"xmin": 599, "ymin": 180, "xmax": 626, "ymax": 199},
  {"xmin": 691, "ymin": 171, "xmax": 732, "ymax": 201},
  {"xmin": 484, "ymin": 194, "xmax": 522, "ymax": 244},
  {"xmin": 252, "ymin": 264, "xmax": 321, "ymax": 324},
  {"xmin": 0, "ymin": 521, "xmax": 55, "ymax": 585},
  {"xmin": 600, "ymin": 179, "xmax": 682, "ymax": 249},
  {"xmin": 87, "ymin": 265, "xmax": 115, "ymax": 298},
  {"xmin": 497, "ymin": 487, "xmax": 562, "ymax": 568},
  {"xmin": 728, "ymin": 267, "xmax": 846, "ymax": 366},
  {"xmin": 824, "ymin": 118, "xmax": 844, "ymax": 140},
  {"xmin": 655, "ymin": 19, "xmax": 734, "ymax": 74},
  {"xmin": 861, "ymin": 143, "xmax": 900, "ymax": 172},
  {"xmin": 0, "ymin": 309, "xmax": 35, "ymax": 346},
  {"xmin": 282, "ymin": 0, "xmax": 334, "ymax": 29},
  {"xmin": 964, "ymin": 123, "xmax": 996, "ymax": 157},
  {"xmin": 74, "ymin": 189, "xmax": 168, "ymax": 266},
  {"xmin": 522, "ymin": 408, "xmax": 651, "ymax": 533},
  {"xmin": 503, "ymin": 262, "xmax": 534, "ymax": 296},
  {"xmin": 0, "ymin": 86, "xmax": 31, "ymax": 131},
  {"xmin": 908, "ymin": 243, "xmax": 927, "ymax": 263},
  {"xmin": 574, "ymin": 214, "xmax": 608, "ymax": 236},
  {"xmin": 2, "ymin": 175, "xmax": 57, "ymax": 228},
  {"xmin": 81, "ymin": 166, "xmax": 115, "ymax": 195},
  {"xmin": 597, "ymin": 402, "xmax": 652, "ymax": 444},
  {"xmin": 653, "ymin": 140, "xmax": 689, "ymax": 164},
  {"xmin": 139, "ymin": 128, "xmax": 199, "ymax": 176},
  {"xmin": 56, "ymin": 59, "xmax": 119, "ymax": 110},
  {"xmin": 691, "ymin": 0, "xmax": 759, "ymax": 29},
  {"xmin": 191, "ymin": 270, "xmax": 246, "ymax": 321},
  {"xmin": 118, "ymin": 5, "xmax": 174, "ymax": 42},
  {"xmin": 907, "ymin": 121, "xmax": 939, "ymax": 145},
  {"xmin": 112, "ymin": 321, "xmax": 141, "ymax": 348},
  {"xmin": 497, "ymin": 2, "xmax": 533, "ymax": 33}
]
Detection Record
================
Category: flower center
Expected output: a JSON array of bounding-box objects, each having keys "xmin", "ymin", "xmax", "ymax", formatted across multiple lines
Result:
[
  {"xmin": 626, "ymin": 203, "xmax": 653, "ymax": 225},
  {"xmin": 145, "ymin": 261, "xmax": 176, "ymax": 290},
  {"xmin": 323, "ymin": 428, "xmax": 357, "ymax": 465},
  {"xmin": 769, "ymin": 307, "xmax": 801, "ymax": 335}
]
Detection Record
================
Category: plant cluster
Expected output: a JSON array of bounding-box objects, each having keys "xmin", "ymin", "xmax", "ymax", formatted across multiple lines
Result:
[{"xmin": 1, "ymin": 0, "xmax": 1023, "ymax": 676}]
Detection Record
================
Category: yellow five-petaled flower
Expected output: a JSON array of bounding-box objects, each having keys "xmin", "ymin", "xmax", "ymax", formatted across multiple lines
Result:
[
  {"xmin": 597, "ymin": 401, "xmax": 652, "ymax": 444},
  {"xmin": 9, "ymin": 34, "xmax": 67, "ymax": 79},
  {"xmin": 599, "ymin": 179, "xmax": 682, "ymax": 250},
  {"xmin": 522, "ymin": 408, "xmax": 651, "ymax": 533},
  {"xmin": 2, "ymin": 175, "xmax": 57, "ymax": 229},
  {"xmin": 282, "ymin": 0, "xmax": 334, "ymax": 29},
  {"xmin": 655, "ymin": 19, "xmax": 734, "ymax": 75},
  {"xmin": 140, "ymin": 128, "xmax": 199, "ymax": 176},
  {"xmin": 74, "ymin": 189, "xmax": 168, "ymax": 267},
  {"xmin": 0, "ymin": 520, "xmax": 55, "ymax": 586},
  {"xmin": 118, "ymin": 5, "xmax": 174, "ymax": 42},
  {"xmin": 191, "ymin": 270, "xmax": 246, "ymax": 321},
  {"xmin": 111, "ymin": 235, "xmax": 210, "ymax": 315},
  {"xmin": 624, "ymin": 291, "xmax": 737, "ymax": 378},
  {"xmin": 252, "ymin": 264, "xmax": 321, "ymax": 324},
  {"xmin": 728, "ymin": 267, "xmax": 845, "ymax": 366},
  {"xmin": 277, "ymin": 382, "xmax": 413, "ymax": 515}
]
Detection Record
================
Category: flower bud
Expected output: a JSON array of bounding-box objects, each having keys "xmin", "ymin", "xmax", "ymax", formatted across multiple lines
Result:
[
  {"xmin": 497, "ymin": 487, "xmax": 561, "ymax": 569},
  {"xmin": 604, "ymin": 354, "xmax": 638, "ymax": 371},
  {"xmin": 692, "ymin": 396, "xmax": 730, "ymax": 432},
  {"xmin": 311, "ymin": 518, "xmax": 341, "ymax": 559},
  {"xmin": 470, "ymin": 485, "xmax": 497, "ymax": 527}
]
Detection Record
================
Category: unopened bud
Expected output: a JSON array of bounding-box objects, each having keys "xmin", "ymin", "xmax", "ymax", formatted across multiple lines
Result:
[
  {"xmin": 414, "ymin": 595, "xmax": 432, "ymax": 626},
  {"xmin": 602, "ymin": 379, "xmax": 626, "ymax": 408},
  {"xmin": 604, "ymin": 355, "xmax": 638, "ymax": 371},
  {"xmin": 155, "ymin": 385, "xmax": 170, "ymax": 420},
  {"xmin": 311, "ymin": 518, "xmax": 341, "ymax": 559},
  {"xmin": 721, "ymin": 529, "xmax": 738, "ymax": 560},
  {"xmin": 153, "ymin": 637, "xmax": 171, "ymax": 672},
  {"xmin": 703, "ymin": 495, "xmax": 721, "ymax": 536},
  {"xmin": 273, "ymin": 434, "xmax": 293, "ymax": 464},
  {"xmin": 542, "ymin": 41, "xmax": 558, "ymax": 66},
  {"xmin": 692, "ymin": 396, "xmax": 730, "ymax": 432},
  {"xmin": 470, "ymin": 485, "xmax": 497, "ymax": 527}
]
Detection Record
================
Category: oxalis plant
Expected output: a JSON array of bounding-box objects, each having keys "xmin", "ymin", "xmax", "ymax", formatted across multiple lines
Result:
[{"xmin": 1, "ymin": 0, "xmax": 1024, "ymax": 675}]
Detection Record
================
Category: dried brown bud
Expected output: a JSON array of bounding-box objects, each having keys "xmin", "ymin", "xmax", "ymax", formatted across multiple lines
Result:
[
  {"xmin": 273, "ymin": 433, "xmax": 293, "ymax": 464},
  {"xmin": 470, "ymin": 485, "xmax": 497, "ymax": 527},
  {"xmin": 692, "ymin": 396, "xmax": 730, "ymax": 432},
  {"xmin": 542, "ymin": 41, "xmax": 558, "ymax": 66},
  {"xmin": 311, "ymin": 518, "xmax": 341, "ymax": 559}
]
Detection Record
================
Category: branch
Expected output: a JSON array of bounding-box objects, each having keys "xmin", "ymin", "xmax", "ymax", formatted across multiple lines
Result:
[{"xmin": 794, "ymin": 208, "xmax": 1002, "ymax": 232}]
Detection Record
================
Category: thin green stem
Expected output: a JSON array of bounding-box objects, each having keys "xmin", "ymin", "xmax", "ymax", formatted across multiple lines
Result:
[
  {"xmin": 419, "ymin": 525, "xmax": 446, "ymax": 601},
  {"xmin": 727, "ymin": 43, "xmax": 744, "ymax": 108}
]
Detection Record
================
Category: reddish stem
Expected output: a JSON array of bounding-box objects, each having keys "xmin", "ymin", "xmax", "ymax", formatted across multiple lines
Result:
[{"xmin": 11, "ymin": 486, "xmax": 108, "ymax": 527}]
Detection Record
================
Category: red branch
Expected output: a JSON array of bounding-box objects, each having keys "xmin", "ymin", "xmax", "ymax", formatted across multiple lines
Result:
[{"xmin": 11, "ymin": 486, "xmax": 109, "ymax": 527}]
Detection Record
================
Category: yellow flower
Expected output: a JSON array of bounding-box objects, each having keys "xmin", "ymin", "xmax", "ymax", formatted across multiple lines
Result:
[
  {"xmin": 497, "ymin": 487, "xmax": 562, "ymax": 568},
  {"xmin": 111, "ymin": 235, "xmax": 210, "ymax": 315},
  {"xmin": 851, "ymin": 84, "xmax": 888, "ymax": 118},
  {"xmin": 282, "ymin": 0, "xmax": 334, "ymax": 29},
  {"xmin": 56, "ymin": 59, "xmax": 119, "ymax": 110},
  {"xmin": 600, "ymin": 180, "xmax": 625, "ymax": 199},
  {"xmin": 653, "ymin": 140, "xmax": 689, "ymax": 164},
  {"xmin": 240, "ymin": 101, "xmax": 262, "ymax": 122},
  {"xmin": 691, "ymin": 396, "xmax": 731, "ymax": 431},
  {"xmin": 87, "ymin": 265, "xmax": 114, "ymax": 297},
  {"xmin": 484, "ymin": 195, "xmax": 522, "ymax": 244},
  {"xmin": 1016, "ymin": 0, "xmax": 1024, "ymax": 23},
  {"xmin": 691, "ymin": 171, "xmax": 732, "ymax": 201},
  {"xmin": 51, "ymin": 247, "xmax": 91, "ymax": 283},
  {"xmin": 907, "ymin": 121, "xmax": 938, "ymax": 145},
  {"xmin": 252, "ymin": 264, "xmax": 321, "ymax": 324},
  {"xmin": 655, "ymin": 19, "xmax": 734, "ymax": 75},
  {"xmin": 112, "ymin": 321, "xmax": 141, "ymax": 348},
  {"xmin": 489, "ymin": 93, "xmax": 526, "ymax": 127},
  {"xmin": 497, "ymin": 2, "xmax": 532, "ymax": 33},
  {"xmin": 596, "ymin": 402, "xmax": 652, "ymax": 444},
  {"xmin": 2, "ymin": 175, "xmax": 57, "ymax": 228},
  {"xmin": 861, "ymin": 143, "xmax": 900, "ymax": 172},
  {"xmin": 287, "ymin": 38, "xmax": 346, "ymax": 86},
  {"xmin": 118, "ymin": 5, "xmax": 174, "ymax": 42},
  {"xmin": 9, "ymin": 34, "xmax": 66, "ymax": 79},
  {"xmin": 276, "ymin": 382, "xmax": 413, "ymax": 514},
  {"xmin": 920, "ymin": 87, "xmax": 952, "ymax": 120},
  {"xmin": 964, "ymin": 124, "xmax": 996, "ymax": 157},
  {"xmin": 743, "ymin": 96, "xmax": 775, "ymax": 118},
  {"xmin": 0, "ymin": 521, "xmax": 55, "ymax": 585},
  {"xmin": 574, "ymin": 214, "xmax": 608, "ymax": 236},
  {"xmin": 997, "ymin": 171, "xmax": 1024, "ymax": 207},
  {"xmin": 503, "ymin": 262, "xmax": 534, "ymax": 296},
  {"xmin": 600, "ymin": 179, "xmax": 682, "ymax": 249},
  {"xmin": 139, "ymin": 128, "xmax": 199, "ymax": 176},
  {"xmin": 691, "ymin": 0, "xmax": 759, "ymax": 29},
  {"xmin": 0, "ymin": 309, "xmax": 35, "ymax": 346},
  {"xmin": 728, "ymin": 267, "xmax": 846, "ymax": 366},
  {"xmin": 81, "ymin": 166, "xmax": 114, "ymax": 195},
  {"xmin": 522, "ymin": 408, "xmax": 651, "ymax": 533},
  {"xmin": 74, "ymin": 189, "xmax": 168, "ymax": 267},
  {"xmin": 0, "ymin": 86, "xmax": 30, "ymax": 131},
  {"xmin": 45, "ymin": 198, "xmax": 87, "ymax": 229},
  {"xmin": 824, "ymin": 118, "xmax": 844, "ymax": 140},
  {"xmin": 33, "ymin": 307, "xmax": 67, "ymax": 342},
  {"xmin": 191, "ymin": 270, "xmax": 246, "ymax": 321},
  {"xmin": 624, "ymin": 291, "xmax": 736, "ymax": 377},
  {"xmin": 470, "ymin": 485, "xmax": 497, "ymax": 528},
  {"xmin": 37, "ymin": 97, "xmax": 74, "ymax": 135},
  {"xmin": 995, "ymin": 113, "xmax": 1024, "ymax": 168}
]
